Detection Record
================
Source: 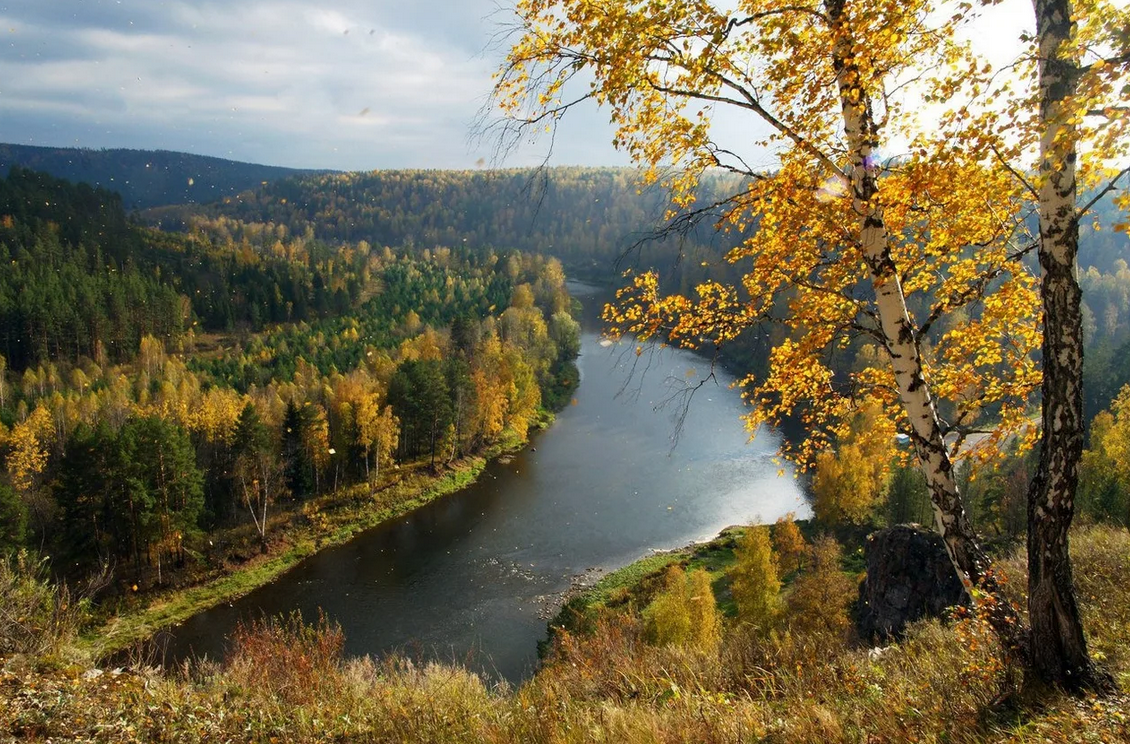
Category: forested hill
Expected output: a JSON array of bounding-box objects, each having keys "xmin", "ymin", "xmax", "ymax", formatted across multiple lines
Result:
[
  {"xmin": 145, "ymin": 166, "xmax": 1129, "ymax": 421},
  {"xmin": 0, "ymin": 167, "xmax": 373, "ymax": 370},
  {"xmin": 0, "ymin": 143, "xmax": 325, "ymax": 210},
  {"xmin": 144, "ymin": 167, "xmax": 746, "ymax": 281},
  {"xmin": 0, "ymin": 166, "xmax": 582, "ymax": 593},
  {"xmin": 146, "ymin": 165, "xmax": 1129, "ymax": 279}
]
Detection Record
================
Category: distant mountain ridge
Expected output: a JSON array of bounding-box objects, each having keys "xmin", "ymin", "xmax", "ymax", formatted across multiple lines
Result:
[{"xmin": 0, "ymin": 143, "xmax": 328, "ymax": 209}]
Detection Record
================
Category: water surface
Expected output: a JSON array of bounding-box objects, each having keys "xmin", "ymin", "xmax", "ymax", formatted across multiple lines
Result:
[{"xmin": 164, "ymin": 282, "xmax": 807, "ymax": 682}]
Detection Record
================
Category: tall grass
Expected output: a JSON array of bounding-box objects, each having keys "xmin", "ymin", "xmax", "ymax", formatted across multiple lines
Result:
[
  {"xmin": 0, "ymin": 525, "xmax": 1128, "ymax": 743},
  {"xmin": 0, "ymin": 550, "xmax": 86, "ymax": 659}
]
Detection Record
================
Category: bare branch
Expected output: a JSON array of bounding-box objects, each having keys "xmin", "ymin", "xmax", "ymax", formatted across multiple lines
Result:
[
  {"xmin": 990, "ymin": 144, "xmax": 1040, "ymax": 201},
  {"xmin": 1075, "ymin": 167, "xmax": 1131, "ymax": 221}
]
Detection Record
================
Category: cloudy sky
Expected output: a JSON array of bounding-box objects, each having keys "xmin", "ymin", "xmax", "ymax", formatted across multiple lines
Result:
[{"xmin": 0, "ymin": 0, "xmax": 1036, "ymax": 171}]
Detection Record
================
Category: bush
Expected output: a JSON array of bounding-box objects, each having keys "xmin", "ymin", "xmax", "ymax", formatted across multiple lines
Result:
[
  {"xmin": 225, "ymin": 609, "xmax": 345, "ymax": 706},
  {"xmin": 786, "ymin": 535, "xmax": 858, "ymax": 637},
  {"xmin": 729, "ymin": 525, "xmax": 780, "ymax": 630},
  {"xmin": 0, "ymin": 550, "xmax": 84, "ymax": 657}
]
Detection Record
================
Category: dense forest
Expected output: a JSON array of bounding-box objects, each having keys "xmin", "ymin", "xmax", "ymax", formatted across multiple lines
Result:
[
  {"xmin": 145, "ymin": 164, "xmax": 1129, "ymax": 482},
  {"xmin": 0, "ymin": 167, "xmax": 581, "ymax": 592}
]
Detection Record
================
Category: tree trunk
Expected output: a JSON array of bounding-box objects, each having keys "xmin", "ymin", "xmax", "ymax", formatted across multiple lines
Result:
[
  {"xmin": 1027, "ymin": 0, "xmax": 1109, "ymax": 691},
  {"xmin": 825, "ymin": 0, "xmax": 1024, "ymax": 651}
]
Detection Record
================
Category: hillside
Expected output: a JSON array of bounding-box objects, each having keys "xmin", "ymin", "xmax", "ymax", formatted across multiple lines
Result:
[
  {"xmin": 0, "ymin": 144, "xmax": 326, "ymax": 210},
  {"xmin": 0, "ymin": 523, "xmax": 1127, "ymax": 742}
]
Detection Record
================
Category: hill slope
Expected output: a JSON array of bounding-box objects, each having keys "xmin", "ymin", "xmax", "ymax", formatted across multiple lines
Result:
[{"xmin": 0, "ymin": 143, "xmax": 327, "ymax": 209}]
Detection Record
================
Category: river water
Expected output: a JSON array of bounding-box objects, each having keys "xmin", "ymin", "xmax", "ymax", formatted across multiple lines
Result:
[{"xmin": 162, "ymin": 282, "xmax": 808, "ymax": 683}]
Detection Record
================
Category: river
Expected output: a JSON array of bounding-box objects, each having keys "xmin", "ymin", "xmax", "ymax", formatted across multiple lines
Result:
[{"xmin": 161, "ymin": 282, "xmax": 808, "ymax": 683}]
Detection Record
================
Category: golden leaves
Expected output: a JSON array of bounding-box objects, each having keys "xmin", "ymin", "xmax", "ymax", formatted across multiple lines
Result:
[
  {"xmin": 7, "ymin": 406, "xmax": 52, "ymax": 493},
  {"xmin": 500, "ymin": 0, "xmax": 1064, "ymax": 478}
]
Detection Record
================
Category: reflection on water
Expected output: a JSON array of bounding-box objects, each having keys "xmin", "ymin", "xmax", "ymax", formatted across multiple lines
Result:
[{"xmin": 163, "ymin": 282, "xmax": 808, "ymax": 682}]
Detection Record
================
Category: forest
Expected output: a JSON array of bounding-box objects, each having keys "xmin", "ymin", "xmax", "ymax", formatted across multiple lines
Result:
[
  {"xmin": 1, "ymin": 153, "xmax": 1126, "ymax": 592},
  {"xmin": 0, "ymin": 167, "xmax": 581, "ymax": 594},
  {"xmin": 142, "ymin": 165, "xmax": 1129, "ymax": 415}
]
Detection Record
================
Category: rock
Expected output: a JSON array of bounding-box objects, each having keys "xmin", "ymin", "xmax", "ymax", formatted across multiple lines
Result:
[{"xmin": 857, "ymin": 524, "xmax": 970, "ymax": 642}]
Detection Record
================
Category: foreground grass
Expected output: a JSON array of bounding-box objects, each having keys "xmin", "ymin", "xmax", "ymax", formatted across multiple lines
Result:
[
  {"xmin": 80, "ymin": 427, "xmax": 534, "ymax": 660},
  {"xmin": 1, "ymin": 523, "xmax": 1126, "ymax": 743}
]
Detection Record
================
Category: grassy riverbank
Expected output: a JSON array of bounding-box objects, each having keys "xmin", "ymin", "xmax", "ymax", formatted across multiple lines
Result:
[
  {"xmin": 79, "ymin": 419, "xmax": 548, "ymax": 660},
  {"xmin": 2, "ymin": 523, "xmax": 1126, "ymax": 742}
]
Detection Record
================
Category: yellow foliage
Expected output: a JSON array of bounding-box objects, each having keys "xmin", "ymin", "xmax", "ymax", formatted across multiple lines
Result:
[
  {"xmin": 496, "ymin": 0, "xmax": 1058, "ymax": 498},
  {"xmin": 643, "ymin": 566, "xmax": 722, "ymax": 652},
  {"xmin": 812, "ymin": 398, "xmax": 897, "ymax": 526},
  {"xmin": 729, "ymin": 525, "xmax": 781, "ymax": 631},
  {"xmin": 6, "ymin": 406, "xmax": 52, "ymax": 493},
  {"xmin": 773, "ymin": 513, "xmax": 807, "ymax": 574},
  {"xmin": 643, "ymin": 565, "xmax": 692, "ymax": 647}
]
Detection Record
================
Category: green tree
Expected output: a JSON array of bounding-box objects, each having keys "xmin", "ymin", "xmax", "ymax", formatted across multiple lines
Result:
[
  {"xmin": 120, "ymin": 416, "xmax": 204, "ymax": 584},
  {"xmin": 0, "ymin": 482, "xmax": 27, "ymax": 555},
  {"xmin": 281, "ymin": 400, "xmax": 315, "ymax": 499},
  {"xmin": 232, "ymin": 403, "xmax": 280, "ymax": 552},
  {"xmin": 390, "ymin": 358, "xmax": 453, "ymax": 470}
]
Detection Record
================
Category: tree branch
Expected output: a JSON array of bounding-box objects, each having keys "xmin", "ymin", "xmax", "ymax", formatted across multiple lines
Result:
[
  {"xmin": 990, "ymin": 144, "xmax": 1039, "ymax": 201},
  {"xmin": 915, "ymin": 241, "xmax": 1038, "ymax": 344},
  {"xmin": 1075, "ymin": 167, "xmax": 1131, "ymax": 221}
]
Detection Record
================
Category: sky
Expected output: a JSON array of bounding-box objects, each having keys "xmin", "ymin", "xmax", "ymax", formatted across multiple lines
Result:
[{"xmin": 0, "ymin": 0, "xmax": 1039, "ymax": 172}]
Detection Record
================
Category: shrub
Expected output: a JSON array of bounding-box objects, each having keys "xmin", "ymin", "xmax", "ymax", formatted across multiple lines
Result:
[
  {"xmin": 786, "ymin": 535, "xmax": 858, "ymax": 638},
  {"xmin": 225, "ymin": 609, "xmax": 345, "ymax": 706},
  {"xmin": 729, "ymin": 525, "xmax": 780, "ymax": 630},
  {"xmin": 0, "ymin": 549, "xmax": 84, "ymax": 657}
]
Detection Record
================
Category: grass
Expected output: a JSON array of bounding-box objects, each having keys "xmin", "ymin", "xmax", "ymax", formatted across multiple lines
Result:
[
  {"xmin": 554, "ymin": 528, "xmax": 743, "ymax": 632},
  {"xmin": 0, "ymin": 524, "xmax": 1128, "ymax": 742}
]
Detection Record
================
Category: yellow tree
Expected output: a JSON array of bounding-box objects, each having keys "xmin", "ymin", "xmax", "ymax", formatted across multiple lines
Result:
[
  {"xmin": 6, "ymin": 405, "xmax": 52, "ymax": 494},
  {"xmin": 812, "ymin": 397, "xmax": 897, "ymax": 525},
  {"xmin": 496, "ymin": 0, "xmax": 1039, "ymax": 649},
  {"xmin": 687, "ymin": 568, "xmax": 723, "ymax": 651},
  {"xmin": 643, "ymin": 564, "xmax": 693, "ymax": 646},
  {"xmin": 1079, "ymin": 385, "xmax": 1130, "ymax": 523},
  {"xmin": 772, "ymin": 513, "xmax": 807, "ymax": 575},
  {"xmin": 644, "ymin": 565, "xmax": 723, "ymax": 650},
  {"xmin": 729, "ymin": 525, "xmax": 781, "ymax": 630}
]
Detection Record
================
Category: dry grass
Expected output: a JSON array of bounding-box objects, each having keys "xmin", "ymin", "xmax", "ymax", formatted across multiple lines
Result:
[{"xmin": 0, "ymin": 524, "xmax": 1128, "ymax": 743}]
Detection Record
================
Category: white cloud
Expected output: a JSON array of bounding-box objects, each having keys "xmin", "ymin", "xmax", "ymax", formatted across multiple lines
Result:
[{"xmin": 0, "ymin": 0, "xmax": 625, "ymax": 169}]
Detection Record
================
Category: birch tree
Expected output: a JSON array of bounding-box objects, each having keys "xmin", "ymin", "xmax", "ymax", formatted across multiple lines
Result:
[
  {"xmin": 1016, "ymin": 0, "xmax": 1127, "ymax": 690},
  {"xmin": 495, "ymin": 0, "xmax": 1036, "ymax": 647}
]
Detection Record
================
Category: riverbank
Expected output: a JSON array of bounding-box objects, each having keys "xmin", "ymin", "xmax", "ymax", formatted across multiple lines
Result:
[
  {"xmin": 549, "ymin": 526, "xmax": 746, "ymax": 638},
  {"xmin": 79, "ymin": 414, "xmax": 554, "ymax": 661},
  {"xmin": 6, "ymin": 523, "xmax": 1126, "ymax": 742}
]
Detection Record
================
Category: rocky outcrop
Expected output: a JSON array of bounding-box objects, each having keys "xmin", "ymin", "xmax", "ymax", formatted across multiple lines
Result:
[{"xmin": 857, "ymin": 524, "xmax": 970, "ymax": 642}]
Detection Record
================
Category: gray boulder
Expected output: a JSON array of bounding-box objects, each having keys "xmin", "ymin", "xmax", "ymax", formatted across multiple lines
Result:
[{"xmin": 857, "ymin": 524, "xmax": 970, "ymax": 642}]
